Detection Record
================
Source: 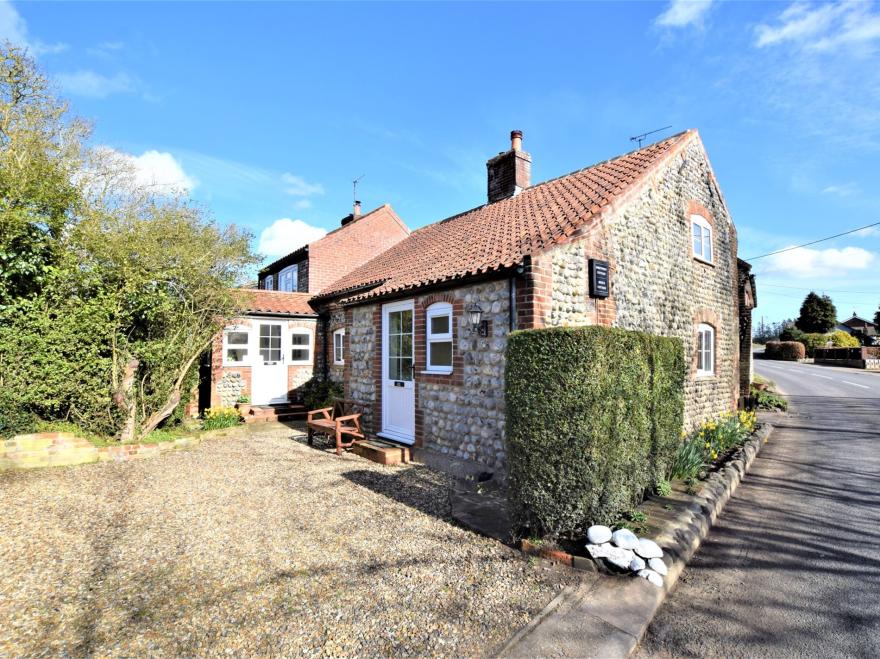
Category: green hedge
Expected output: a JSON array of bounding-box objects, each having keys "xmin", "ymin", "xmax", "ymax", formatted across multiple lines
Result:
[{"xmin": 505, "ymin": 326, "xmax": 684, "ymax": 538}]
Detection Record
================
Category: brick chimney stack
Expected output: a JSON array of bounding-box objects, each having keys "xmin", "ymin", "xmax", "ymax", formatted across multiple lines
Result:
[{"xmin": 486, "ymin": 130, "xmax": 531, "ymax": 204}]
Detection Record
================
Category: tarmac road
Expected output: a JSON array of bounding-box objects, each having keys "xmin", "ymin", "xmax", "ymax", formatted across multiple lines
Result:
[{"xmin": 636, "ymin": 358, "xmax": 880, "ymax": 658}]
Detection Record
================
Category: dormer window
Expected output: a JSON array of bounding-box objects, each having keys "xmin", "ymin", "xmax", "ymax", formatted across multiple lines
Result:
[
  {"xmin": 279, "ymin": 265, "xmax": 298, "ymax": 292},
  {"xmin": 691, "ymin": 215, "xmax": 713, "ymax": 264}
]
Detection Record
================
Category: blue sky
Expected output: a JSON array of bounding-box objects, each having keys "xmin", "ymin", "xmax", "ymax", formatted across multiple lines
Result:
[{"xmin": 4, "ymin": 0, "xmax": 880, "ymax": 324}]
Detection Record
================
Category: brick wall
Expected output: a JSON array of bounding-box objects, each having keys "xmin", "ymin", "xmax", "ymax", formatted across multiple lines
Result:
[{"xmin": 307, "ymin": 205, "xmax": 409, "ymax": 294}]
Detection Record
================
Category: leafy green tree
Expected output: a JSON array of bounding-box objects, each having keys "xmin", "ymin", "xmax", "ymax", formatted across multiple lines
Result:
[
  {"xmin": 795, "ymin": 292, "xmax": 837, "ymax": 334},
  {"xmin": 0, "ymin": 43, "xmax": 87, "ymax": 306},
  {"xmin": 0, "ymin": 45, "xmax": 258, "ymax": 441},
  {"xmin": 874, "ymin": 306, "xmax": 880, "ymax": 327}
]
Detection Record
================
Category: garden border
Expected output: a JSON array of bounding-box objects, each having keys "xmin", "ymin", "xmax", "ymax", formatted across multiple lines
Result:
[
  {"xmin": 0, "ymin": 426, "xmax": 249, "ymax": 471},
  {"xmin": 497, "ymin": 421, "xmax": 775, "ymax": 658}
]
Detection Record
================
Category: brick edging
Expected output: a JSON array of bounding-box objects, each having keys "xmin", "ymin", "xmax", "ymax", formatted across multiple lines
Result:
[
  {"xmin": 498, "ymin": 421, "xmax": 775, "ymax": 658},
  {"xmin": 1, "ymin": 426, "xmax": 248, "ymax": 471}
]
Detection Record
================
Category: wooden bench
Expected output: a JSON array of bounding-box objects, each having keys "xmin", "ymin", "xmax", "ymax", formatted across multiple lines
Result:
[{"xmin": 306, "ymin": 399, "xmax": 364, "ymax": 455}]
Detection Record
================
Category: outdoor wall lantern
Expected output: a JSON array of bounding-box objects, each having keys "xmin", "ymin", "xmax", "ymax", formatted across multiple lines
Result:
[{"xmin": 467, "ymin": 302, "xmax": 489, "ymax": 337}]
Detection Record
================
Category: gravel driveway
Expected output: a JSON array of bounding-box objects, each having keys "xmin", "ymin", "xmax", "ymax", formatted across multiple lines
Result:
[{"xmin": 0, "ymin": 425, "xmax": 574, "ymax": 657}]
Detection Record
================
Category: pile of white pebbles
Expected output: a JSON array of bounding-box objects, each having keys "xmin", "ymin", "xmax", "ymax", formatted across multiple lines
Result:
[{"xmin": 585, "ymin": 525, "xmax": 668, "ymax": 588}]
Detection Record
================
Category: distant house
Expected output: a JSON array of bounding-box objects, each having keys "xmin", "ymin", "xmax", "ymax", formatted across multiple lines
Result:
[
  {"xmin": 838, "ymin": 314, "xmax": 878, "ymax": 337},
  {"xmin": 204, "ymin": 129, "xmax": 755, "ymax": 478}
]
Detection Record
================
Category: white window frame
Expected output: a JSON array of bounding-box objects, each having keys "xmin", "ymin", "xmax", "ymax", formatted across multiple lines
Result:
[
  {"xmin": 691, "ymin": 215, "xmax": 713, "ymax": 264},
  {"xmin": 333, "ymin": 328, "xmax": 345, "ymax": 365},
  {"xmin": 279, "ymin": 265, "xmax": 298, "ymax": 292},
  {"xmin": 223, "ymin": 326, "xmax": 250, "ymax": 366},
  {"xmin": 289, "ymin": 328, "xmax": 313, "ymax": 365},
  {"xmin": 263, "ymin": 274, "xmax": 274, "ymax": 290},
  {"xmin": 425, "ymin": 302, "xmax": 453, "ymax": 374},
  {"xmin": 696, "ymin": 323, "xmax": 715, "ymax": 377}
]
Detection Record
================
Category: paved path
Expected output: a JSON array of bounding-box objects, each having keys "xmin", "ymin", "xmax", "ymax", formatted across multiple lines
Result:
[{"xmin": 637, "ymin": 359, "xmax": 880, "ymax": 658}]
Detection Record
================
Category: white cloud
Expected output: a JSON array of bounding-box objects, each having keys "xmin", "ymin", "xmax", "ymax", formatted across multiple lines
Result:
[
  {"xmin": 0, "ymin": 0, "xmax": 67, "ymax": 55},
  {"xmin": 96, "ymin": 147, "xmax": 196, "ymax": 194},
  {"xmin": 756, "ymin": 2, "xmax": 880, "ymax": 51},
  {"xmin": 821, "ymin": 182, "xmax": 859, "ymax": 196},
  {"xmin": 854, "ymin": 225, "xmax": 880, "ymax": 237},
  {"xmin": 56, "ymin": 70, "xmax": 133, "ymax": 98},
  {"xmin": 281, "ymin": 173, "xmax": 325, "ymax": 197},
  {"xmin": 258, "ymin": 219, "xmax": 327, "ymax": 258},
  {"xmin": 761, "ymin": 245, "xmax": 876, "ymax": 278},
  {"xmin": 655, "ymin": 0, "xmax": 715, "ymax": 28},
  {"xmin": 293, "ymin": 199, "xmax": 313, "ymax": 210}
]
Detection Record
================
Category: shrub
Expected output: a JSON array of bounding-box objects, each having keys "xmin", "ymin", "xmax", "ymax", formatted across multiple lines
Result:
[
  {"xmin": 751, "ymin": 387, "xmax": 788, "ymax": 411},
  {"xmin": 765, "ymin": 341, "xmax": 805, "ymax": 361},
  {"xmin": 800, "ymin": 333, "xmax": 831, "ymax": 357},
  {"xmin": 505, "ymin": 326, "xmax": 685, "ymax": 538},
  {"xmin": 202, "ymin": 407, "xmax": 241, "ymax": 430},
  {"xmin": 301, "ymin": 377, "xmax": 344, "ymax": 411},
  {"xmin": 830, "ymin": 330, "xmax": 860, "ymax": 348},
  {"xmin": 779, "ymin": 325, "xmax": 804, "ymax": 342}
]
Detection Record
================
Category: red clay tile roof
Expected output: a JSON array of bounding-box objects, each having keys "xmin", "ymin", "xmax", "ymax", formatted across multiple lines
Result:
[
  {"xmin": 235, "ymin": 289, "xmax": 316, "ymax": 316},
  {"xmin": 318, "ymin": 131, "xmax": 696, "ymax": 303}
]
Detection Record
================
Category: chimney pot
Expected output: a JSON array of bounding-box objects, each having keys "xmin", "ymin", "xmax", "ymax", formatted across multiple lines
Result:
[
  {"xmin": 511, "ymin": 130, "xmax": 523, "ymax": 151},
  {"xmin": 487, "ymin": 130, "xmax": 531, "ymax": 203},
  {"xmin": 353, "ymin": 200, "xmax": 361, "ymax": 217}
]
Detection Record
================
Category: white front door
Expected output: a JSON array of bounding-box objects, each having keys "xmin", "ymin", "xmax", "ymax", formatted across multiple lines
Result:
[
  {"xmin": 252, "ymin": 322, "xmax": 288, "ymax": 405},
  {"xmin": 380, "ymin": 300, "xmax": 415, "ymax": 444}
]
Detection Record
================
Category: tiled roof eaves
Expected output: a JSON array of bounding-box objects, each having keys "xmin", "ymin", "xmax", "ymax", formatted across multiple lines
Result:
[{"xmin": 338, "ymin": 262, "xmax": 520, "ymax": 305}]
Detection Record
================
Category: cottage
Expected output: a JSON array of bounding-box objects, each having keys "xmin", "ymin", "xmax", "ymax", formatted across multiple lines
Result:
[
  {"xmin": 206, "ymin": 129, "xmax": 755, "ymax": 477},
  {"xmin": 208, "ymin": 204, "xmax": 409, "ymax": 408}
]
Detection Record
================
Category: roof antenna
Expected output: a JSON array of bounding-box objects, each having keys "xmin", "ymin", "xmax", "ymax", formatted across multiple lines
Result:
[
  {"xmin": 352, "ymin": 174, "xmax": 365, "ymax": 204},
  {"xmin": 630, "ymin": 125, "xmax": 672, "ymax": 148}
]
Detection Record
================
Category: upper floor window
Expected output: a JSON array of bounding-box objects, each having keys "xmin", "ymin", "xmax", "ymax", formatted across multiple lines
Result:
[
  {"xmin": 290, "ymin": 329, "xmax": 312, "ymax": 364},
  {"xmin": 279, "ymin": 265, "xmax": 298, "ymax": 292},
  {"xmin": 696, "ymin": 323, "xmax": 715, "ymax": 377},
  {"xmin": 223, "ymin": 328, "xmax": 249, "ymax": 366},
  {"xmin": 333, "ymin": 328, "xmax": 345, "ymax": 365},
  {"xmin": 692, "ymin": 215, "xmax": 713, "ymax": 264},
  {"xmin": 426, "ymin": 302, "xmax": 453, "ymax": 374},
  {"xmin": 263, "ymin": 274, "xmax": 275, "ymax": 290}
]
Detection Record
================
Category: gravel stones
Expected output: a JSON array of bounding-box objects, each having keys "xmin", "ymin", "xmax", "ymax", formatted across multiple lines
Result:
[
  {"xmin": 587, "ymin": 525, "xmax": 612, "ymax": 544},
  {"xmin": 638, "ymin": 569, "xmax": 665, "ymax": 588},
  {"xmin": 0, "ymin": 424, "xmax": 576, "ymax": 657},
  {"xmin": 611, "ymin": 528, "xmax": 640, "ymax": 550},
  {"xmin": 635, "ymin": 538, "xmax": 663, "ymax": 559}
]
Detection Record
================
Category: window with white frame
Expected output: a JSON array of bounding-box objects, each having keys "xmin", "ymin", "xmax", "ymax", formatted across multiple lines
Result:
[
  {"xmin": 696, "ymin": 324, "xmax": 715, "ymax": 377},
  {"xmin": 279, "ymin": 265, "xmax": 298, "ymax": 292},
  {"xmin": 223, "ymin": 328, "xmax": 249, "ymax": 366},
  {"xmin": 691, "ymin": 215, "xmax": 713, "ymax": 263},
  {"xmin": 333, "ymin": 328, "xmax": 345, "ymax": 365},
  {"xmin": 426, "ymin": 302, "xmax": 453, "ymax": 373},
  {"xmin": 290, "ymin": 329, "xmax": 312, "ymax": 364}
]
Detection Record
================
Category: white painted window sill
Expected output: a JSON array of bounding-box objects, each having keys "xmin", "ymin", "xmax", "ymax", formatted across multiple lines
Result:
[
  {"xmin": 421, "ymin": 369, "xmax": 453, "ymax": 376},
  {"xmin": 693, "ymin": 256, "xmax": 715, "ymax": 267}
]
